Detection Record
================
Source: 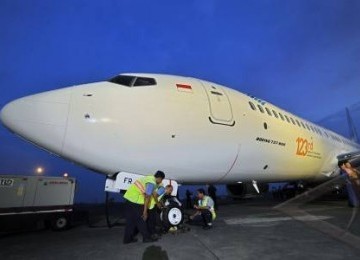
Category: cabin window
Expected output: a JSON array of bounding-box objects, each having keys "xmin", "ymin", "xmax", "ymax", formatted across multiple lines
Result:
[
  {"xmin": 317, "ymin": 128, "xmax": 323, "ymax": 136},
  {"xmin": 249, "ymin": 102, "xmax": 256, "ymax": 110},
  {"xmin": 265, "ymin": 107, "xmax": 272, "ymax": 116},
  {"xmin": 285, "ymin": 115, "xmax": 290, "ymax": 123},
  {"xmin": 290, "ymin": 117, "xmax": 296, "ymax": 125},
  {"xmin": 272, "ymin": 110, "xmax": 279, "ymax": 118},
  {"xmin": 316, "ymin": 128, "xmax": 322, "ymax": 136},
  {"xmin": 258, "ymin": 105, "xmax": 265, "ymax": 113},
  {"xmin": 284, "ymin": 115, "xmax": 290, "ymax": 123},
  {"xmin": 279, "ymin": 113, "xmax": 285, "ymax": 121}
]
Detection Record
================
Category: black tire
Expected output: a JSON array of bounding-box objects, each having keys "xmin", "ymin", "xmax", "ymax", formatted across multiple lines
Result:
[
  {"xmin": 160, "ymin": 206, "xmax": 183, "ymax": 228},
  {"xmin": 51, "ymin": 215, "xmax": 69, "ymax": 231}
]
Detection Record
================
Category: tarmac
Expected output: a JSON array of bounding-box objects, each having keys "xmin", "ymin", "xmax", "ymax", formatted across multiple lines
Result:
[{"xmin": 1, "ymin": 198, "xmax": 360, "ymax": 260}]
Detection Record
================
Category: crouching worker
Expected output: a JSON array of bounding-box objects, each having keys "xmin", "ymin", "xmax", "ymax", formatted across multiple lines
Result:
[
  {"xmin": 160, "ymin": 185, "xmax": 182, "ymax": 208},
  {"xmin": 189, "ymin": 188, "xmax": 216, "ymax": 230},
  {"xmin": 123, "ymin": 171, "xmax": 165, "ymax": 244},
  {"xmin": 159, "ymin": 185, "xmax": 182, "ymax": 232}
]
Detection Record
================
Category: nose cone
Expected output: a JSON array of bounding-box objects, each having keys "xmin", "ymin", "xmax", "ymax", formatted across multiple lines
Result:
[{"xmin": 1, "ymin": 88, "xmax": 72, "ymax": 155}]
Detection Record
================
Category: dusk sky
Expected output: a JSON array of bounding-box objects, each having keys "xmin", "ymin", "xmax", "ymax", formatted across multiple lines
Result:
[{"xmin": 1, "ymin": 1, "xmax": 360, "ymax": 202}]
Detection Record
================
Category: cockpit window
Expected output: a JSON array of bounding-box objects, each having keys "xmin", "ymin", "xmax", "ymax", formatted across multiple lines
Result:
[
  {"xmin": 108, "ymin": 75, "xmax": 157, "ymax": 87},
  {"xmin": 133, "ymin": 77, "xmax": 157, "ymax": 86},
  {"xmin": 109, "ymin": 75, "xmax": 135, "ymax": 86}
]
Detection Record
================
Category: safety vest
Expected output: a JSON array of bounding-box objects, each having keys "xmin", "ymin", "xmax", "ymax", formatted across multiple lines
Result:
[
  {"xmin": 123, "ymin": 175, "xmax": 156, "ymax": 205},
  {"xmin": 199, "ymin": 195, "xmax": 216, "ymax": 220}
]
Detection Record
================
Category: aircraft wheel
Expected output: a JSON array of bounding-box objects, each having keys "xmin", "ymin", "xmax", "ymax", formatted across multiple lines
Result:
[{"xmin": 161, "ymin": 206, "xmax": 183, "ymax": 227}]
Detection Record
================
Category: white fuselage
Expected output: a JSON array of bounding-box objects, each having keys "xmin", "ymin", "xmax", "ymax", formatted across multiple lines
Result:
[{"xmin": 1, "ymin": 74, "xmax": 359, "ymax": 183}]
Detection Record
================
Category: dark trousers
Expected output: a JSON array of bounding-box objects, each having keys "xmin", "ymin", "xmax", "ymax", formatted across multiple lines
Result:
[
  {"xmin": 123, "ymin": 201, "xmax": 150, "ymax": 243},
  {"xmin": 147, "ymin": 208, "xmax": 157, "ymax": 236},
  {"xmin": 186, "ymin": 197, "xmax": 192, "ymax": 209},
  {"xmin": 191, "ymin": 209, "xmax": 212, "ymax": 226},
  {"xmin": 347, "ymin": 180, "xmax": 360, "ymax": 207}
]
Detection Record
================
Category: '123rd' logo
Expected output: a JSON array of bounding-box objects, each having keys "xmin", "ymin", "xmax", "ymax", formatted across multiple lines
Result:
[{"xmin": 296, "ymin": 137, "xmax": 313, "ymax": 156}]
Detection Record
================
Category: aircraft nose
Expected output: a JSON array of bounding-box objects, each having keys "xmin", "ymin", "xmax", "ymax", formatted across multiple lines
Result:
[{"xmin": 0, "ymin": 88, "xmax": 72, "ymax": 155}]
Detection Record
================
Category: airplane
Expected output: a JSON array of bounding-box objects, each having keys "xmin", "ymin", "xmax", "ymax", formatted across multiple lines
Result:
[{"xmin": 1, "ymin": 73, "xmax": 360, "ymax": 196}]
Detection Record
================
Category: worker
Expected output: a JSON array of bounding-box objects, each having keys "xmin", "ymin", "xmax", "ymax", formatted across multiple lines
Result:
[
  {"xmin": 189, "ymin": 188, "xmax": 216, "ymax": 230},
  {"xmin": 159, "ymin": 185, "xmax": 181, "ymax": 206},
  {"xmin": 185, "ymin": 189, "xmax": 193, "ymax": 209},
  {"xmin": 123, "ymin": 170, "xmax": 165, "ymax": 244},
  {"xmin": 340, "ymin": 161, "xmax": 360, "ymax": 207},
  {"xmin": 207, "ymin": 184, "xmax": 218, "ymax": 210},
  {"xmin": 159, "ymin": 185, "xmax": 183, "ymax": 232}
]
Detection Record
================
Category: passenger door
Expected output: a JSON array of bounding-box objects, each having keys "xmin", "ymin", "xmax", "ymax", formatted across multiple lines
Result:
[{"xmin": 200, "ymin": 81, "xmax": 235, "ymax": 126}]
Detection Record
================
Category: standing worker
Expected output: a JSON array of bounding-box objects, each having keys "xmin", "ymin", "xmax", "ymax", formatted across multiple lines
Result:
[
  {"xmin": 340, "ymin": 161, "xmax": 360, "ymax": 207},
  {"xmin": 189, "ymin": 188, "xmax": 216, "ymax": 230},
  {"xmin": 207, "ymin": 184, "xmax": 218, "ymax": 210},
  {"xmin": 185, "ymin": 189, "xmax": 193, "ymax": 209},
  {"xmin": 123, "ymin": 170, "xmax": 165, "ymax": 244}
]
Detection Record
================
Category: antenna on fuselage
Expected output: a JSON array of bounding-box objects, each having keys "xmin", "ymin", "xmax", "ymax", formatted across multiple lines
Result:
[{"xmin": 346, "ymin": 107, "xmax": 359, "ymax": 143}]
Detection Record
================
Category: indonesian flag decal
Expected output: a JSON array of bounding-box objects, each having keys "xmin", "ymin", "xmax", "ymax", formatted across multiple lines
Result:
[{"xmin": 176, "ymin": 83, "xmax": 193, "ymax": 93}]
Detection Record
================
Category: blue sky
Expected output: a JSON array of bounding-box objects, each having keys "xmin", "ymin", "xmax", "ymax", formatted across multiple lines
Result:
[{"xmin": 1, "ymin": 0, "xmax": 360, "ymax": 202}]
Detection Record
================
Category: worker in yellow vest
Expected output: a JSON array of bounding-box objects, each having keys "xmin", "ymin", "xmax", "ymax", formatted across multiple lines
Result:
[
  {"xmin": 189, "ymin": 188, "xmax": 216, "ymax": 230},
  {"xmin": 123, "ymin": 171, "xmax": 165, "ymax": 244}
]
